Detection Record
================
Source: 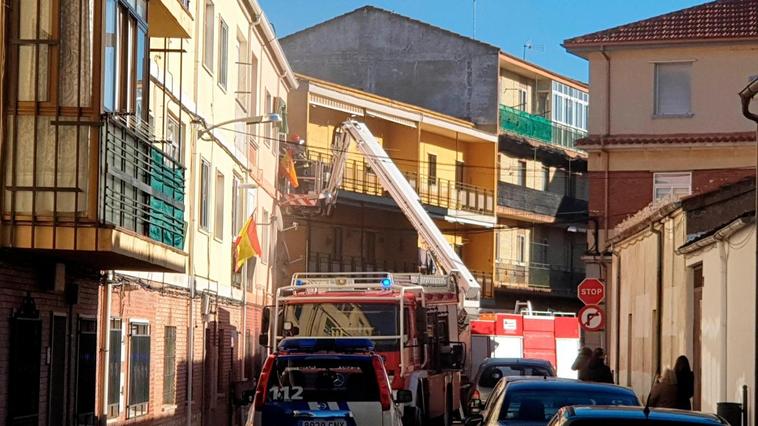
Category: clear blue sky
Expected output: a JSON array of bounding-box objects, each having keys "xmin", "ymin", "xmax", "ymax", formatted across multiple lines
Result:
[{"xmin": 259, "ymin": 0, "xmax": 704, "ymax": 82}]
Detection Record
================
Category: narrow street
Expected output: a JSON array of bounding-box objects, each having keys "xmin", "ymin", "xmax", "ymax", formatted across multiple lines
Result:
[{"xmin": 0, "ymin": 0, "xmax": 756, "ymax": 425}]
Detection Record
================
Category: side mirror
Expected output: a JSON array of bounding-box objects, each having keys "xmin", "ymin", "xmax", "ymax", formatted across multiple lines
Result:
[
  {"xmin": 258, "ymin": 333, "xmax": 268, "ymax": 346},
  {"xmin": 394, "ymin": 389, "xmax": 413, "ymax": 404},
  {"xmin": 261, "ymin": 306, "xmax": 271, "ymax": 332},
  {"xmin": 464, "ymin": 414, "xmax": 484, "ymax": 426},
  {"xmin": 468, "ymin": 399, "xmax": 483, "ymax": 414}
]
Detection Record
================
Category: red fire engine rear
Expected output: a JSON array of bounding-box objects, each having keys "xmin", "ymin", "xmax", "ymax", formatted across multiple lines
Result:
[{"xmin": 259, "ymin": 272, "xmax": 466, "ymax": 425}]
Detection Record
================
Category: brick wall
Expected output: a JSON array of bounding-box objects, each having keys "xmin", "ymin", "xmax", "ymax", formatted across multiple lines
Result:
[
  {"xmin": 589, "ymin": 168, "xmax": 756, "ymax": 229},
  {"xmin": 107, "ymin": 280, "xmax": 250, "ymax": 426},
  {"xmin": 0, "ymin": 258, "xmax": 100, "ymax": 426}
]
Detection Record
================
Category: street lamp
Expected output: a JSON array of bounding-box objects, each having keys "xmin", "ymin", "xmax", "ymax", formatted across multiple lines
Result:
[
  {"xmin": 197, "ymin": 113, "xmax": 282, "ymax": 140},
  {"xmin": 738, "ymin": 76, "xmax": 758, "ymax": 424}
]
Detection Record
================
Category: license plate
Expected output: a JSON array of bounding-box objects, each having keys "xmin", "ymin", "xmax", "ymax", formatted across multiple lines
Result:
[{"xmin": 299, "ymin": 421, "xmax": 347, "ymax": 426}]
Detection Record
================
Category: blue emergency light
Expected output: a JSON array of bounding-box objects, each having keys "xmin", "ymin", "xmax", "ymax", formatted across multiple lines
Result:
[
  {"xmin": 295, "ymin": 279, "xmax": 304, "ymax": 286},
  {"xmin": 278, "ymin": 337, "xmax": 375, "ymax": 353},
  {"xmin": 381, "ymin": 278, "xmax": 392, "ymax": 289}
]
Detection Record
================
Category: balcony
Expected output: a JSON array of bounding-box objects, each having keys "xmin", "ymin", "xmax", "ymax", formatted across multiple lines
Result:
[
  {"xmin": 1, "ymin": 114, "xmax": 186, "ymax": 272},
  {"xmin": 303, "ymin": 152, "xmax": 495, "ymax": 216},
  {"xmin": 307, "ymin": 251, "xmax": 418, "ymax": 274},
  {"xmin": 497, "ymin": 181, "xmax": 587, "ymax": 223},
  {"xmin": 494, "ymin": 260, "xmax": 582, "ymax": 297},
  {"xmin": 499, "ymin": 105, "xmax": 586, "ymax": 150},
  {"xmin": 148, "ymin": 0, "xmax": 193, "ymax": 38}
]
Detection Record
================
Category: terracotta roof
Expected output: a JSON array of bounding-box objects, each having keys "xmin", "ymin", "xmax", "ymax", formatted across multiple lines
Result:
[
  {"xmin": 564, "ymin": 0, "xmax": 758, "ymax": 48},
  {"xmin": 577, "ymin": 132, "xmax": 756, "ymax": 147}
]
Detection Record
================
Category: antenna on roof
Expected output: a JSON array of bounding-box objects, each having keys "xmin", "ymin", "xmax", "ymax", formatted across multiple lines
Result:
[
  {"xmin": 522, "ymin": 41, "xmax": 544, "ymax": 60},
  {"xmin": 472, "ymin": 0, "xmax": 477, "ymax": 39}
]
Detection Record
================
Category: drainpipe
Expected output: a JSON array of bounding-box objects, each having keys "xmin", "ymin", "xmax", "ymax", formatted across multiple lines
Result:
[
  {"xmin": 600, "ymin": 46, "xmax": 612, "ymax": 351},
  {"xmin": 651, "ymin": 223, "xmax": 663, "ymax": 377},
  {"xmin": 717, "ymin": 239, "xmax": 728, "ymax": 402},
  {"xmin": 738, "ymin": 77, "xmax": 758, "ymax": 423},
  {"xmin": 97, "ymin": 272, "xmax": 113, "ymax": 426}
]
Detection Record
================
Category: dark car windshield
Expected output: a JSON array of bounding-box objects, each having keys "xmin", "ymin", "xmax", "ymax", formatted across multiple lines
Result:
[
  {"xmin": 266, "ymin": 356, "xmax": 379, "ymax": 403},
  {"xmin": 279, "ymin": 303, "xmax": 400, "ymax": 351},
  {"xmin": 500, "ymin": 389, "xmax": 639, "ymax": 422},
  {"xmin": 479, "ymin": 365, "xmax": 553, "ymax": 387}
]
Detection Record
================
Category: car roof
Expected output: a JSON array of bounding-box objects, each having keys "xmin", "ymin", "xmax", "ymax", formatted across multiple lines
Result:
[
  {"xmin": 566, "ymin": 406, "xmax": 726, "ymax": 424},
  {"xmin": 504, "ymin": 378, "xmax": 638, "ymax": 395},
  {"xmin": 479, "ymin": 358, "xmax": 554, "ymax": 368}
]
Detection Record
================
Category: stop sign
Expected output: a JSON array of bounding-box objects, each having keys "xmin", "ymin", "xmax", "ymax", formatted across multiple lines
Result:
[{"xmin": 577, "ymin": 278, "xmax": 605, "ymax": 305}]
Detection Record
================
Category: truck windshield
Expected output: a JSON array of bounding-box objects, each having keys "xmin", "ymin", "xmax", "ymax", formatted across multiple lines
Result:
[{"xmin": 279, "ymin": 303, "xmax": 400, "ymax": 351}]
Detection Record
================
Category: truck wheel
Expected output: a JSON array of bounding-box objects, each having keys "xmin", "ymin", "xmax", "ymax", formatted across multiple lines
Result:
[{"xmin": 402, "ymin": 388, "xmax": 425, "ymax": 426}]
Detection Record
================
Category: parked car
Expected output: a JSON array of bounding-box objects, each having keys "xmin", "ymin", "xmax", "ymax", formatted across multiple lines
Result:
[
  {"xmin": 247, "ymin": 338, "xmax": 409, "ymax": 426},
  {"xmin": 547, "ymin": 405, "xmax": 728, "ymax": 425},
  {"xmin": 465, "ymin": 378, "xmax": 640, "ymax": 426},
  {"xmin": 466, "ymin": 358, "xmax": 556, "ymax": 407}
]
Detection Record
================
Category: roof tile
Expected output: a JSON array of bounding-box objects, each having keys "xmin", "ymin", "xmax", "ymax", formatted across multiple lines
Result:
[
  {"xmin": 577, "ymin": 132, "xmax": 756, "ymax": 147},
  {"xmin": 564, "ymin": 0, "xmax": 758, "ymax": 47}
]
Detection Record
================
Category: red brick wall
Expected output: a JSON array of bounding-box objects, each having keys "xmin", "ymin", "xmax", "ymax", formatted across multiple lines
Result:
[
  {"xmin": 0, "ymin": 259, "xmax": 99, "ymax": 426},
  {"xmin": 589, "ymin": 168, "xmax": 756, "ymax": 229},
  {"xmin": 108, "ymin": 281, "xmax": 251, "ymax": 426}
]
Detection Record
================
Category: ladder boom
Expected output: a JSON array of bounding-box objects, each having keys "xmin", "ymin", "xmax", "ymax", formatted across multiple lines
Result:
[{"xmin": 339, "ymin": 120, "xmax": 480, "ymax": 303}]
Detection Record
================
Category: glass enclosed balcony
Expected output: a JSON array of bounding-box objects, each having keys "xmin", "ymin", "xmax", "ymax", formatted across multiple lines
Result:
[{"xmin": 499, "ymin": 105, "xmax": 587, "ymax": 150}]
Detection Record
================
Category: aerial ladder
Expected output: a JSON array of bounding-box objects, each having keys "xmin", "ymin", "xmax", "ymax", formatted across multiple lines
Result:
[{"xmin": 284, "ymin": 119, "xmax": 480, "ymax": 308}]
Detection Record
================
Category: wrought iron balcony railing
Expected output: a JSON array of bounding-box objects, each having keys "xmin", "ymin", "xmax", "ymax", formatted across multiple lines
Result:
[
  {"xmin": 494, "ymin": 259, "xmax": 583, "ymax": 297},
  {"xmin": 499, "ymin": 105, "xmax": 587, "ymax": 150},
  {"xmin": 100, "ymin": 114, "xmax": 185, "ymax": 250},
  {"xmin": 303, "ymin": 151, "xmax": 495, "ymax": 215}
]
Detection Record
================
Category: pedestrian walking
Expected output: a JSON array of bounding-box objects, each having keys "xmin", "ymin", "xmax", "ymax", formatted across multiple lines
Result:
[
  {"xmin": 648, "ymin": 368, "xmax": 680, "ymax": 408},
  {"xmin": 674, "ymin": 355, "xmax": 695, "ymax": 410},
  {"xmin": 587, "ymin": 348, "xmax": 613, "ymax": 383},
  {"xmin": 572, "ymin": 347, "xmax": 592, "ymax": 381}
]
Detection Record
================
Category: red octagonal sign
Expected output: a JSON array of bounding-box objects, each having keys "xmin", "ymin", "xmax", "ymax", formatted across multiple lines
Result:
[{"xmin": 577, "ymin": 278, "xmax": 605, "ymax": 305}]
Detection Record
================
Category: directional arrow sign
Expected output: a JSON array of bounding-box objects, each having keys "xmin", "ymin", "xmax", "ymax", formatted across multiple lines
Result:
[
  {"xmin": 577, "ymin": 278, "xmax": 605, "ymax": 305},
  {"xmin": 578, "ymin": 304, "xmax": 605, "ymax": 332}
]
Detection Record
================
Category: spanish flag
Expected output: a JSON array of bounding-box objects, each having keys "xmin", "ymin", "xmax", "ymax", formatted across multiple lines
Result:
[
  {"xmin": 234, "ymin": 214, "xmax": 263, "ymax": 272},
  {"xmin": 280, "ymin": 149, "xmax": 299, "ymax": 188}
]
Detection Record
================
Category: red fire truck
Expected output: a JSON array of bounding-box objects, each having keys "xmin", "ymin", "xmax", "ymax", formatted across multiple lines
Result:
[{"xmin": 259, "ymin": 272, "xmax": 466, "ymax": 424}]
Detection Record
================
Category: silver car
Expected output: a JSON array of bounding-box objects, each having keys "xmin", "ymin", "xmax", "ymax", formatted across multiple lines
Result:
[{"xmin": 467, "ymin": 358, "xmax": 556, "ymax": 407}]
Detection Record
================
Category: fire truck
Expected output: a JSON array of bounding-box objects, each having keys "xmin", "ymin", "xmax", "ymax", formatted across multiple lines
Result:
[{"xmin": 258, "ymin": 120, "xmax": 485, "ymax": 424}]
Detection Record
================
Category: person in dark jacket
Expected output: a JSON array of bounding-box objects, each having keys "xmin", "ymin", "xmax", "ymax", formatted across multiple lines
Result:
[
  {"xmin": 572, "ymin": 347, "xmax": 593, "ymax": 381},
  {"xmin": 674, "ymin": 355, "xmax": 695, "ymax": 410},
  {"xmin": 649, "ymin": 368, "xmax": 680, "ymax": 408},
  {"xmin": 586, "ymin": 348, "xmax": 613, "ymax": 383}
]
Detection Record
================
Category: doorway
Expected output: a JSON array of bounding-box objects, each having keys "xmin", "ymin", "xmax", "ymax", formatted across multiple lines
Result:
[{"xmin": 692, "ymin": 264, "xmax": 703, "ymax": 411}]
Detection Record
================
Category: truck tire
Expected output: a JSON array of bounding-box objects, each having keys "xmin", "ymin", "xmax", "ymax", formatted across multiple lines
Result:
[{"xmin": 402, "ymin": 387, "xmax": 425, "ymax": 426}]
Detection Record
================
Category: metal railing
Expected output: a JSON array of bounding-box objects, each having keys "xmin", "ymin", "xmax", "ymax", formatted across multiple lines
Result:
[
  {"xmin": 499, "ymin": 105, "xmax": 587, "ymax": 150},
  {"xmin": 307, "ymin": 251, "xmax": 418, "ymax": 274},
  {"xmin": 100, "ymin": 114, "xmax": 186, "ymax": 250},
  {"xmin": 494, "ymin": 259, "xmax": 583, "ymax": 296},
  {"xmin": 305, "ymin": 151, "xmax": 495, "ymax": 214}
]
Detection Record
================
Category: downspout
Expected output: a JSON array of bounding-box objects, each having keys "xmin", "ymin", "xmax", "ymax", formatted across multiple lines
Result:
[
  {"xmin": 600, "ymin": 46, "xmax": 612, "ymax": 350},
  {"xmin": 717, "ymin": 239, "xmax": 728, "ymax": 402},
  {"xmin": 738, "ymin": 77, "xmax": 758, "ymax": 424},
  {"xmin": 651, "ymin": 223, "xmax": 663, "ymax": 377},
  {"xmin": 97, "ymin": 273, "xmax": 113, "ymax": 426}
]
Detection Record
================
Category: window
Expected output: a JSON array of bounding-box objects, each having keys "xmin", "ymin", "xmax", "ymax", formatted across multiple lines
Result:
[
  {"xmin": 231, "ymin": 177, "xmax": 243, "ymax": 288},
  {"xmin": 250, "ymin": 53, "xmax": 259, "ymax": 114},
  {"xmin": 218, "ymin": 19, "xmax": 228, "ymax": 88},
  {"xmin": 102, "ymin": 0, "xmax": 148, "ymax": 119},
  {"xmin": 542, "ymin": 166, "xmax": 550, "ymax": 191},
  {"xmin": 128, "ymin": 323, "xmax": 150, "ymax": 418},
  {"xmin": 107, "ymin": 319, "xmax": 123, "ymax": 418},
  {"xmin": 264, "ymin": 91, "xmax": 272, "ymax": 147},
  {"xmin": 214, "ymin": 171, "xmax": 225, "ymax": 240},
  {"xmin": 261, "ymin": 209, "xmax": 269, "ymax": 263},
  {"xmin": 203, "ymin": 1, "xmax": 214, "ymax": 71},
  {"xmin": 236, "ymin": 35, "xmax": 249, "ymax": 108},
  {"xmin": 200, "ymin": 160, "xmax": 210, "ymax": 230},
  {"xmin": 516, "ymin": 235, "xmax": 526, "ymax": 263},
  {"xmin": 518, "ymin": 89, "xmax": 528, "ymax": 111},
  {"xmin": 517, "ymin": 161, "xmax": 527, "ymax": 187},
  {"xmin": 653, "ymin": 172, "xmax": 691, "ymax": 200},
  {"xmin": 456, "ymin": 161, "xmax": 465, "ymax": 184},
  {"xmin": 166, "ymin": 115, "xmax": 182, "ymax": 162},
  {"xmin": 163, "ymin": 326, "xmax": 176, "ymax": 405},
  {"xmin": 655, "ymin": 62, "xmax": 692, "ymax": 116},
  {"xmin": 332, "ymin": 227, "xmax": 343, "ymax": 259},
  {"xmin": 427, "ymin": 154, "xmax": 437, "ymax": 186},
  {"xmin": 495, "ymin": 231, "xmax": 502, "ymax": 261}
]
